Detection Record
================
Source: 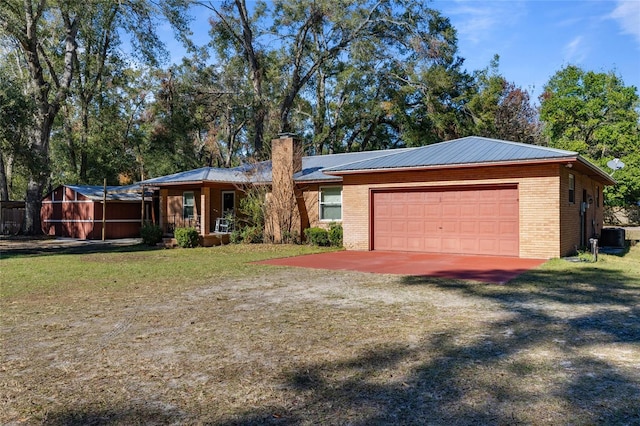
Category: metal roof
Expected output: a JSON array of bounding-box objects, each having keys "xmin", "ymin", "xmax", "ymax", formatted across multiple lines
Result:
[
  {"xmin": 64, "ymin": 184, "xmax": 151, "ymax": 201},
  {"xmin": 324, "ymin": 136, "xmax": 578, "ymax": 172},
  {"xmin": 140, "ymin": 167, "xmax": 252, "ymax": 185},
  {"xmin": 140, "ymin": 148, "xmax": 416, "ymax": 185},
  {"xmin": 295, "ymin": 148, "xmax": 416, "ymax": 181},
  {"xmin": 135, "ymin": 137, "xmax": 613, "ymax": 186}
]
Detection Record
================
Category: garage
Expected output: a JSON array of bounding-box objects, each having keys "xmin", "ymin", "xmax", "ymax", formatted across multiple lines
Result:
[{"xmin": 372, "ymin": 185, "xmax": 519, "ymax": 256}]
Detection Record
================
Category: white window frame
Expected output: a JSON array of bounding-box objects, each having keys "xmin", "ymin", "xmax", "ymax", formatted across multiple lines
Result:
[
  {"xmin": 319, "ymin": 186, "xmax": 342, "ymax": 222},
  {"xmin": 183, "ymin": 191, "xmax": 195, "ymax": 219},
  {"xmin": 569, "ymin": 174, "xmax": 575, "ymax": 204}
]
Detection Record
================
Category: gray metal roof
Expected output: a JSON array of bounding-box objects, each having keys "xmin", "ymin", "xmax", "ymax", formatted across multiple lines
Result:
[
  {"xmin": 65, "ymin": 184, "xmax": 151, "ymax": 201},
  {"xmin": 140, "ymin": 149, "xmax": 416, "ymax": 185},
  {"xmin": 136, "ymin": 137, "xmax": 603, "ymax": 186},
  {"xmin": 324, "ymin": 136, "xmax": 578, "ymax": 172},
  {"xmin": 295, "ymin": 148, "xmax": 416, "ymax": 181},
  {"xmin": 140, "ymin": 166, "xmax": 261, "ymax": 185}
]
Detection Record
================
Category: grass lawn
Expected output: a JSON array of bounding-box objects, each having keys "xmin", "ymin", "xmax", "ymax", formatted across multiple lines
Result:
[{"xmin": 1, "ymin": 243, "xmax": 639, "ymax": 425}]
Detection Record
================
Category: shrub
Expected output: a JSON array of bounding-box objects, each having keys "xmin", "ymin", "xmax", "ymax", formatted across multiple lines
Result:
[
  {"xmin": 304, "ymin": 227, "xmax": 330, "ymax": 246},
  {"xmin": 230, "ymin": 229, "xmax": 243, "ymax": 244},
  {"xmin": 174, "ymin": 227, "xmax": 200, "ymax": 248},
  {"xmin": 281, "ymin": 230, "xmax": 300, "ymax": 244},
  {"xmin": 140, "ymin": 222, "xmax": 163, "ymax": 246},
  {"xmin": 328, "ymin": 222, "xmax": 343, "ymax": 247},
  {"xmin": 229, "ymin": 226, "xmax": 263, "ymax": 244},
  {"xmin": 242, "ymin": 226, "xmax": 263, "ymax": 244}
]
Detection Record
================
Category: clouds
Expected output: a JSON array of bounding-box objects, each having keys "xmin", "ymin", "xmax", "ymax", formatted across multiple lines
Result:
[
  {"xmin": 438, "ymin": 0, "xmax": 527, "ymax": 45},
  {"xmin": 563, "ymin": 36, "xmax": 587, "ymax": 64},
  {"xmin": 609, "ymin": 0, "xmax": 640, "ymax": 47}
]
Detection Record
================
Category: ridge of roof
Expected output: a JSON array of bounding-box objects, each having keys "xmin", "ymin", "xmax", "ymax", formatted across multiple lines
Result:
[
  {"xmin": 441, "ymin": 136, "xmax": 577, "ymax": 156},
  {"xmin": 324, "ymin": 137, "xmax": 579, "ymax": 173}
]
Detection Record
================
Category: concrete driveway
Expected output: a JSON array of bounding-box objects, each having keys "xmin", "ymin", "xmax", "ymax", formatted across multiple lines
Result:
[{"xmin": 259, "ymin": 251, "xmax": 547, "ymax": 284}]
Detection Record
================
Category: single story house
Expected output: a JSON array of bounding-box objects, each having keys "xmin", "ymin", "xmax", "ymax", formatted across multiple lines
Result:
[
  {"xmin": 141, "ymin": 135, "xmax": 615, "ymax": 259},
  {"xmin": 41, "ymin": 184, "xmax": 154, "ymax": 239}
]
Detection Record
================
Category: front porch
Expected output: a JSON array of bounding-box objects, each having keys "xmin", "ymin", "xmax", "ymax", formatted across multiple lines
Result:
[{"xmin": 157, "ymin": 184, "xmax": 241, "ymax": 246}]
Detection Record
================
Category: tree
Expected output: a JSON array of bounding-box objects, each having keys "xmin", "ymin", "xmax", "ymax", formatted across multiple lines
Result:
[
  {"xmin": 467, "ymin": 56, "xmax": 540, "ymax": 143},
  {"xmin": 539, "ymin": 65, "xmax": 640, "ymax": 205},
  {"xmin": 0, "ymin": 0, "xmax": 79, "ymax": 233},
  {"xmin": 0, "ymin": 0, "xmax": 189, "ymax": 234},
  {"xmin": 205, "ymin": 0, "xmax": 269, "ymax": 155},
  {"xmin": 0, "ymin": 61, "xmax": 33, "ymax": 200}
]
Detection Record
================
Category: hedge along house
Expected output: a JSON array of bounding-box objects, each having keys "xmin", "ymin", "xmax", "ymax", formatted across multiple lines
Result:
[
  {"xmin": 143, "ymin": 134, "xmax": 615, "ymax": 258},
  {"xmin": 41, "ymin": 184, "xmax": 154, "ymax": 239}
]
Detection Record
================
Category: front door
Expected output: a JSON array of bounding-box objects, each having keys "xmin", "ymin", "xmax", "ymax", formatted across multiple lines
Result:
[{"xmin": 222, "ymin": 191, "xmax": 235, "ymax": 217}]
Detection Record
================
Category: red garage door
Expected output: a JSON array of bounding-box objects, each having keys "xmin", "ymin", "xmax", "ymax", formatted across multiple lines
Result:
[{"xmin": 372, "ymin": 186, "xmax": 519, "ymax": 256}]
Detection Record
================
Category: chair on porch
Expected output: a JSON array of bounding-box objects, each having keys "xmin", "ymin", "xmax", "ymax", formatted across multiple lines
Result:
[{"xmin": 214, "ymin": 217, "xmax": 233, "ymax": 233}]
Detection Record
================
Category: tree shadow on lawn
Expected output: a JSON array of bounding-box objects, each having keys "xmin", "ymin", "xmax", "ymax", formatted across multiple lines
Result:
[
  {"xmin": 0, "ymin": 241, "xmax": 159, "ymax": 260},
  {"xmin": 218, "ymin": 264, "xmax": 639, "ymax": 425},
  {"xmin": 42, "ymin": 403, "xmax": 185, "ymax": 426}
]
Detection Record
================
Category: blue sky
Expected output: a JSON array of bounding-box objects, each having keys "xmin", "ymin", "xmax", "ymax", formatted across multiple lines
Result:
[
  {"xmin": 162, "ymin": 0, "xmax": 640, "ymax": 102},
  {"xmin": 432, "ymin": 0, "xmax": 640, "ymax": 99}
]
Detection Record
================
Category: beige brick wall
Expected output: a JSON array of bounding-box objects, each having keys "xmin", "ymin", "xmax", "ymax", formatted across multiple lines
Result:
[
  {"xmin": 559, "ymin": 166, "xmax": 604, "ymax": 256},
  {"xmin": 339, "ymin": 163, "xmax": 564, "ymax": 259}
]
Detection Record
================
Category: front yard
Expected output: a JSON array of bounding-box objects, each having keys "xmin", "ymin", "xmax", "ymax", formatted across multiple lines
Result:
[{"xmin": 1, "ymin": 243, "xmax": 639, "ymax": 425}]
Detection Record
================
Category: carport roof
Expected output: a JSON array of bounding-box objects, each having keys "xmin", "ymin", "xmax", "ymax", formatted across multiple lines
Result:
[{"xmin": 62, "ymin": 184, "xmax": 152, "ymax": 201}]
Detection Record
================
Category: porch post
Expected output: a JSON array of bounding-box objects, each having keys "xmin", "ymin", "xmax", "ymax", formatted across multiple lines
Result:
[
  {"xmin": 160, "ymin": 188, "xmax": 168, "ymax": 233},
  {"xmin": 201, "ymin": 187, "xmax": 211, "ymax": 235}
]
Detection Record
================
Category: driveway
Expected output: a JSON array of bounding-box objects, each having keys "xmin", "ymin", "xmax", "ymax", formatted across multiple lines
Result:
[{"xmin": 259, "ymin": 251, "xmax": 547, "ymax": 284}]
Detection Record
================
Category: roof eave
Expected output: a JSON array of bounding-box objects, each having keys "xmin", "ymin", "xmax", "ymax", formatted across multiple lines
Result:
[
  {"xmin": 576, "ymin": 156, "xmax": 617, "ymax": 185},
  {"xmin": 323, "ymin": 157, "xmax": 578, "ymax": 175}
]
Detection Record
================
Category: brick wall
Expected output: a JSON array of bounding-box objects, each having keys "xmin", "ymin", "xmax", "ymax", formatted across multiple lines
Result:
[
  {"xmin": 339, "ymin": 163, "xmax": 564, "ymax": 259},
  {"xmin": 266, "ymin": 136, "xmax": 303, "ymax": 242},
  {"xmin": 559, "ymin": 166, "xmax": 604, "ymax": 256}
]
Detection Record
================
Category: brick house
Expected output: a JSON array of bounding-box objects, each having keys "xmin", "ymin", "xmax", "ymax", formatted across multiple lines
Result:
[{"xmin": 142, "ymin": 135, "xmax": 615, "ymax": 258}]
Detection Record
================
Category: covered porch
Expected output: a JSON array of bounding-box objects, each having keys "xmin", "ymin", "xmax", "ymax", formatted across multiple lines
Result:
[{"xmin": 156, "ymin": 183, "xmax": 243, "ymax": 247}]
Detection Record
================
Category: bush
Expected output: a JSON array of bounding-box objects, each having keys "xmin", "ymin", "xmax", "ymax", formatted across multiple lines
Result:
[
  {"xmin": 229, "ymin": 226, "xmax": 263, "ymax": 244},
  {"xmin": 140, "ymin": 222, "xmax": 163, "ymax": 246},
  {"xmin": 328, "ymin": 222, "xmax": 343, "ymax": 247},
  {"xmin": 174, "ymin": 227, "xmax": 200, "ymax": 248},
  {"xmin": 230, "ymin": 229, "xmax": 243, "ymax": 244},
  {"xmin": 304, "ymin": 227, "xmax": 330, "ymax": 246},
  {"xmin": 242, "ymin": 226, "xmax": 263, "ymax": 243}
]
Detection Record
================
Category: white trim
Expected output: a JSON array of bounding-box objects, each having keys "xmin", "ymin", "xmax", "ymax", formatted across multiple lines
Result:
[
  {"xmin": 42, "ymin": 200, "xmax": 93, "ymax": 204},
  {"xmin": 319, "ymin": 185, "xmax": 343, "ymax": 222},
  {"xmin": 183, "ymin": 191, "xmax": 195, "ymax": 219}
]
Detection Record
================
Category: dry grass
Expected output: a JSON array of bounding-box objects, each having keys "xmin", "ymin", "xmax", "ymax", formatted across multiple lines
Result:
[{"xmin": 1, "ymin": 242, "xmax": 639, "ymax": 425}]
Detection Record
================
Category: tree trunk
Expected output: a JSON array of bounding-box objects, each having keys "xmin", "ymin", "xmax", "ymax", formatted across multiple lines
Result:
[
  {"xmin": 22, "ymin": 121, "xmax": 52, "ymax": 235},
  {"xmin": 0, "ymin": 154, "xmax": 9, "ymax": 201}
]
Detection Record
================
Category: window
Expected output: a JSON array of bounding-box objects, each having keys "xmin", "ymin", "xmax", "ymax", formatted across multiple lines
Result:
[
  {"xmin": 183, "ymin": 191, "xmax": 195, "ymax": 218},
  {"xmin": 568, "ymin": 174, "xmax": 575, "ymax": 203},
  {"xmin": 320, "ymin": 186, "xmax": 342, "ymax": 221},
  {"xmin": 596, "ymin": 186, "xmax": 600, "ymax": 208}
]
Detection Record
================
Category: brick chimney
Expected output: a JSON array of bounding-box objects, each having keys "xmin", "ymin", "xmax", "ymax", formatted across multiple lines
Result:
[{"xmin": 266, "ymin": 134, "xmax": 303, "ymax": 243}]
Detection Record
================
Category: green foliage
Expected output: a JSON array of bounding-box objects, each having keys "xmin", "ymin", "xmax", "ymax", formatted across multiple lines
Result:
[
  {"xmin": 304, "ymin": 227, "xmax": 330, "ymax": 246},
  {"xmin": 239, "ymin": 187, "xmax": 266, "ymax": 229},
  {"xmin": 140, "ymin": 222, "xmax": 163, "ymax": 246},
  {"xmin": 229, "ymin": 226, "xmax": 263, "ymax": 244},
  {"xmin": 328, "ymin": 222, "xmax": 343, "ymax": 247},
  {"xmin": 174, "ymin": 227, "xmax": 200, "ymax": 248},
  {"xmin": 539, "ymin": 65, "xmax": 640, "ymax": 205},
  {"xmin": 242, "ymin": 226, "xmax": 264, "ymax": 244}
]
